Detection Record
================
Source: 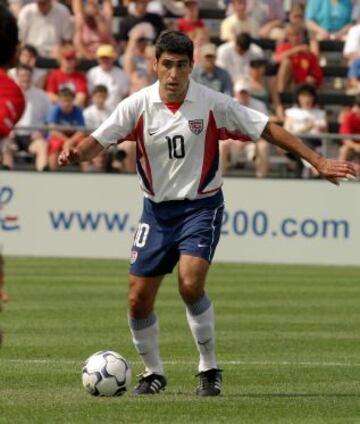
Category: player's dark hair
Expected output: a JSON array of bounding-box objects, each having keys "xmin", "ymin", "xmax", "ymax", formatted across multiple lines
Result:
[
  {"xmin": 22, "ymin": 44, "xmax": 39, "ymax": 58},
  {"xmin": 295, "ymin": 84, "xmax": 317, "ymax": 106},
  {"xmin": 236, "ymin": 32, "xmax": 252, "ymax": 51},
  {"xmin": 92, "ymin": 84, "xmax": 108, "ymax": 96},
  {"xmin": 0, "ymin": 4, "xmax": 19, "ymax": 67},
  {"xmin": 59, "ymin": 87, "xmax": 76, "ymax": 99},
  {"xmin": 155, "ymin": 30, "xmax": 193, "ymax": 62}
]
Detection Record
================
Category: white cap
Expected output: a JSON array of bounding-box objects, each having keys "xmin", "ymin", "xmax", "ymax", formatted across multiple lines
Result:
[{"xmin": 234, "ymin": 78, "xmax": 251, "ymax": 93}]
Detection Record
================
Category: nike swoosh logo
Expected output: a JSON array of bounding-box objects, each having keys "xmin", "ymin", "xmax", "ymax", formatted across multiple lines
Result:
[{"xmin": 148, "ymin": 129, "xmax": 160, "ymax": 136}]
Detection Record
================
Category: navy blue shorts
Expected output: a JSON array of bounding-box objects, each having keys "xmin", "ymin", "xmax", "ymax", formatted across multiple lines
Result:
[{"xmin": 129, "ymin": 191, "xmax": 224, "ymax": 277}]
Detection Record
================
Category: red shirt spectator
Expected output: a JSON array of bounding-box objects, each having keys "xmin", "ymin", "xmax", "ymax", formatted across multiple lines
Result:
[
  {"xmin": 45, "ymin": 45, "xmax": 88, "ymax": 107},
  {"xmin": 338, "ymin": 98, "xmax": 360, "ymax": 162},
  {"xmin": 176, "ymin": 0, "xmax": 208, "ymax": 42},
  {"xmin": 0, "ymin": 69, "xmax": 25, "ymax": 137},
  {"xmin": 340, "ymin": 110, "xmax": 360, "ymax": 140},
  {"xmin": 177, "ymin": 18, "xmax": 205, "ymax": 34},
  {"xmin": 275, "ymin": 42, "xmax": 323, "ymax": 86}
]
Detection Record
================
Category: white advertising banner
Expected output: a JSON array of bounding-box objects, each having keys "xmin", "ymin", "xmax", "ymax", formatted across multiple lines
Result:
[{"xmin": 0, "ymin": 171, "xmax": 359, "ymax": 266}]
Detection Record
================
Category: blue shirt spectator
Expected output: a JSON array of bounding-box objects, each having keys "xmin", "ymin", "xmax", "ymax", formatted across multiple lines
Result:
[
  {"xmin": 305, "ymin": 0, "xmax": 352, "ymax": 33},
  {"xmin": 47, "ymin": 103, "xmax": 85, "ymax": 129}
]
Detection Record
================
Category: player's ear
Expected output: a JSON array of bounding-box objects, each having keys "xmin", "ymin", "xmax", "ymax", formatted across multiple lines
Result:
[{"xmin": 153, "ymin": 59, "xmax": 158, "ymax": 73}]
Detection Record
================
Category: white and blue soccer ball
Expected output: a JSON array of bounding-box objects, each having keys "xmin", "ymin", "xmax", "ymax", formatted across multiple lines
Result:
[{"xmin": 82, "ymin": 350, "xmax": 131, "ymax": 396}]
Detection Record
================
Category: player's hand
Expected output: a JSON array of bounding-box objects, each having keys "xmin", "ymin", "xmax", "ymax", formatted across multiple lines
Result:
[
  {"xmin": 315, "ymin": 158, "xmax": 357, "ymax": 185},
  {"xmin": 58, "ymin": 148, "xmax": 80, "ymax": 167}
]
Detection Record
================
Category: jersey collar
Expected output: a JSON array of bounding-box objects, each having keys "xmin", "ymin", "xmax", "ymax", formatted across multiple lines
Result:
[{"xmin": 149, "ymin": 79, "xmax": 197, "ymax": 104}]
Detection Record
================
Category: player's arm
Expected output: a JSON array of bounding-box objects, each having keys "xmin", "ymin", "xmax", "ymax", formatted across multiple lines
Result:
[
  {"xmin": 58, "ymin": 135, "xmax": 103, "ymax": 167},
  {"xmin": 261, "ymin": 121, "xmax": 357, "ymax": 185}
]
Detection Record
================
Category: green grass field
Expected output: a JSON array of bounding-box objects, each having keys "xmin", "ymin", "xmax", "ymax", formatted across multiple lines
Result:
[{"xmin": 0, "ymin": 258, "xmax": 359, "ymax": 424}]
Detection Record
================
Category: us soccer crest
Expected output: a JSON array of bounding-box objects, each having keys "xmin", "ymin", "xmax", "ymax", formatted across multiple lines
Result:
[{"xmin": 188, "ymin": 119, "xmax": 204, "ymax": 135}]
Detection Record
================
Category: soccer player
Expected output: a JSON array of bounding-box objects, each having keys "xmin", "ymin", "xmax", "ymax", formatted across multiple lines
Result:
[
  {"xmin": 58, "ymin": 31, "xmax": 356, "ymax": 396},
  {"xmin": 0, "ymin": 5, "xmax": 25, "ymax": 305}
]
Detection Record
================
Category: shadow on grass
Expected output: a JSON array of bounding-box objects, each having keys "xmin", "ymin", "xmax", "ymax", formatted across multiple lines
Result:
[{"xmin": 158, "ymin": 391, "xmax": 360, "ymax": 399}]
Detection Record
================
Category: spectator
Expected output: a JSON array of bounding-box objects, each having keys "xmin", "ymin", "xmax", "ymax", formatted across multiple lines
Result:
[
  {"xmin": 122, "ymin": 24, "xmax": 155, "ymax": 92},
  {"xmin": 284, "ymin": 84, "xmax": 327, "ymax": 177},
  {"xmin": 305, "ymin": 0, "xmax": 352, "ymax": 42},
  {"xmin": 216, "ymin": 32, "xmax": 264, "ymax": 84},
  {"xmin": 338, "ymin": 95, "xmax": 360, "ymax": 162},
  {"xmin": 276, "ymin": 3, "xmax": 310, "ymax": 43},
  {"xmin": 220, "ymin": 78, "xmax": 269, "ymax": 178},
  {"xmin": 123, "ymin": 37, "xmax": 157, "ymax": 93},
  {"xmin": 343, "ymin": 16, "xmax": 360, "ymax": 64},
  {"xmin": 117, "ymin": 0, "xmax": 166, "ymax": 46},
  {"xmin": 72, "ymin": 0, "xmax": 116, "ymax": 60},
  {"xmin": 8, "ymin": 44, "xmax": 47, "ymax": 89},
  {"xmin": 249, "ymin": 0, "xmax": 286, "ymax": 39},
  {"xmin": 83, "ymin": 84, "xmax": 111, "ymax": 129},
  {"xmin": 46, "ymin": 44, "xmax": 88, "ymax": 108},
  {"xmin": 192, "ymin": 43, "xmax": 233, "ymax": 96},
  {"xmin": 87, "ymin": 44, "xmax": 130, "ymax": 110},
  {"xmin": 220, "ymin": 0, "xmax": 259, "ymax": 41},
  {"xmin": 247, "ymin": 59, "xmax": 283, "ymax": 121},
  {"xmin": 18, "ymin": 0, "xmax": 73, "ymax": 58},
  {"xmin": 47, "ymin": 87, "xmax": 86, "ymax": 170},
  {"xmin": 275, "ymin": 24, "xmax": 323, "ymax": 93},
  {"xmin": 82, "ymin": 84, "xmax": 111, "ymax": 172},
  {"xmin": 177, "ymin": 0, "xmax": 209, "ymax": 41},
  {"xmin": 7, "ymin": 64, "xmax": 50, "ymax": 171}
]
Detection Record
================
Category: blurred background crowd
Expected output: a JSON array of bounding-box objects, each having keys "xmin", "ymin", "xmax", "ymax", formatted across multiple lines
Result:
[{"xmin": 1, "ymin": 0, "xmax": 360, "ymax": 178}]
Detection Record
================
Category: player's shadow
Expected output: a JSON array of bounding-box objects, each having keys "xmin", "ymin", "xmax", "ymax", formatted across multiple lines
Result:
[
  {"xmin": 163, "ymin": 391, "xmax": 360, "ymax": 399},
  {"xmin": 226, "ymin": 393, "xmax": 360, "ymax": 399}
]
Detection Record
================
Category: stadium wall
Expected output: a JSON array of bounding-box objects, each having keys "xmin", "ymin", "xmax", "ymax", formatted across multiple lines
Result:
[{"xmin": 1, "ymin": 171, "xmax": 359, "ymax": 266}]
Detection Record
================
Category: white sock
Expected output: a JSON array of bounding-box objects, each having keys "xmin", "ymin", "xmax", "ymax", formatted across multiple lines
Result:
[
  {"xmin": 128, "ymin": 312, "xmax": 164, "ymax": 376},
  {"xmin": 186, "ymin": 294, "xmax": 218, "ymax": 372}
]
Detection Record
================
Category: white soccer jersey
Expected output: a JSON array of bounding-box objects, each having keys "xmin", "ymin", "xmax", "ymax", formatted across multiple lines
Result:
[{"xmin": 92, "ymin": 79, "xmax": 268, "ymax": 202}]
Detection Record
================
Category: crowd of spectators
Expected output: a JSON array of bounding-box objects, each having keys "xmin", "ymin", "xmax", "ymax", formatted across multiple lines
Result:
[{"xmin": 1, "ymin": 0, "xmax": 360, "ymax": 177}]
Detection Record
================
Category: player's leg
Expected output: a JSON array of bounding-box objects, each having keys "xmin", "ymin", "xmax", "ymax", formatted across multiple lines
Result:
[
  {"xmin": 178, "ymin": 255, "xmax": 222, "ymax": 396},
  {"xmin": 128, "ymin": 273, "xmax": 167, "ymax": 394}
]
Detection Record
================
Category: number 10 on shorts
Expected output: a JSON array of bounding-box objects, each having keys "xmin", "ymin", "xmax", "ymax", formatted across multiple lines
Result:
[{"xmin": 134, "ymin": 223, "xmax": 150, "ymax": 248}]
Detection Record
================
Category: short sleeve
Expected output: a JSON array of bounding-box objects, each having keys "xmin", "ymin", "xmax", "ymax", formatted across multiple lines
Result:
[
  {"xmin": 91, "ymin": 95, "xmax": 139, "ymax": 147},
  {"xmin": 214, "ymin": 97, "xmax": 269, "ymax": 142}
]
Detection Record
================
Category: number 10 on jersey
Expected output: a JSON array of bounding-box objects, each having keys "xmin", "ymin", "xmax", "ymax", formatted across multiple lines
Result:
[{"xmin": 166, "ymin": 135, "xmax": 185, "ymax": 159}]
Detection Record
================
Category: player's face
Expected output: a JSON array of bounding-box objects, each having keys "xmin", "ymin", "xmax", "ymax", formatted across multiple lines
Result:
[{"xmin": 155, "ymin": 52, "xmax": 193, "ymax": 102}]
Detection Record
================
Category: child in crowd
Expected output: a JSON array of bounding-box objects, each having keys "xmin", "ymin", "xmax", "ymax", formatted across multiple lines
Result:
[
  {"xmin": 47, "ymin": 87, "xmax": 86, "ymax": 170},
  {"xmin": 82, "ymin": 85, "xmax": 111, "ymax": 172}
]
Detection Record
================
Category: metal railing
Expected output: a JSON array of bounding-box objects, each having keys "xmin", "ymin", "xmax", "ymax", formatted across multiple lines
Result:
[{"xmin": 10, "ymin": 125, "xmax": 360, "ymax": 158}]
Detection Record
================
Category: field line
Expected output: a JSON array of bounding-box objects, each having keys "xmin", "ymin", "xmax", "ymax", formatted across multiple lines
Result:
[{"xmin": 1, "ymin": 359, "xmax": 360, "ymax": 367}]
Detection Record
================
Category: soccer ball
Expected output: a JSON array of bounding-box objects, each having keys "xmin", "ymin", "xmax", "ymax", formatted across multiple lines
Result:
[{"xmin": 82, "ymin": 350, "xmax": 131, "ymax": 396}]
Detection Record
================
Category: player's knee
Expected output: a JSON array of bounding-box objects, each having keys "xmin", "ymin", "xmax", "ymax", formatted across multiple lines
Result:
[{"xmin": 179, "ymin": 281, "xmax": 204, "ymax": 304}]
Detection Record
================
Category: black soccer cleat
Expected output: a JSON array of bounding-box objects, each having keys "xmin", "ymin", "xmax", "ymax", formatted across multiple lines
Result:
[
  {"xmin": 132, "ymin": 373, "xmax": 167, "ymax": 395},
  {"xmin": 196, "ymin": 368, "xmax": 222, "ymax": 396}
]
